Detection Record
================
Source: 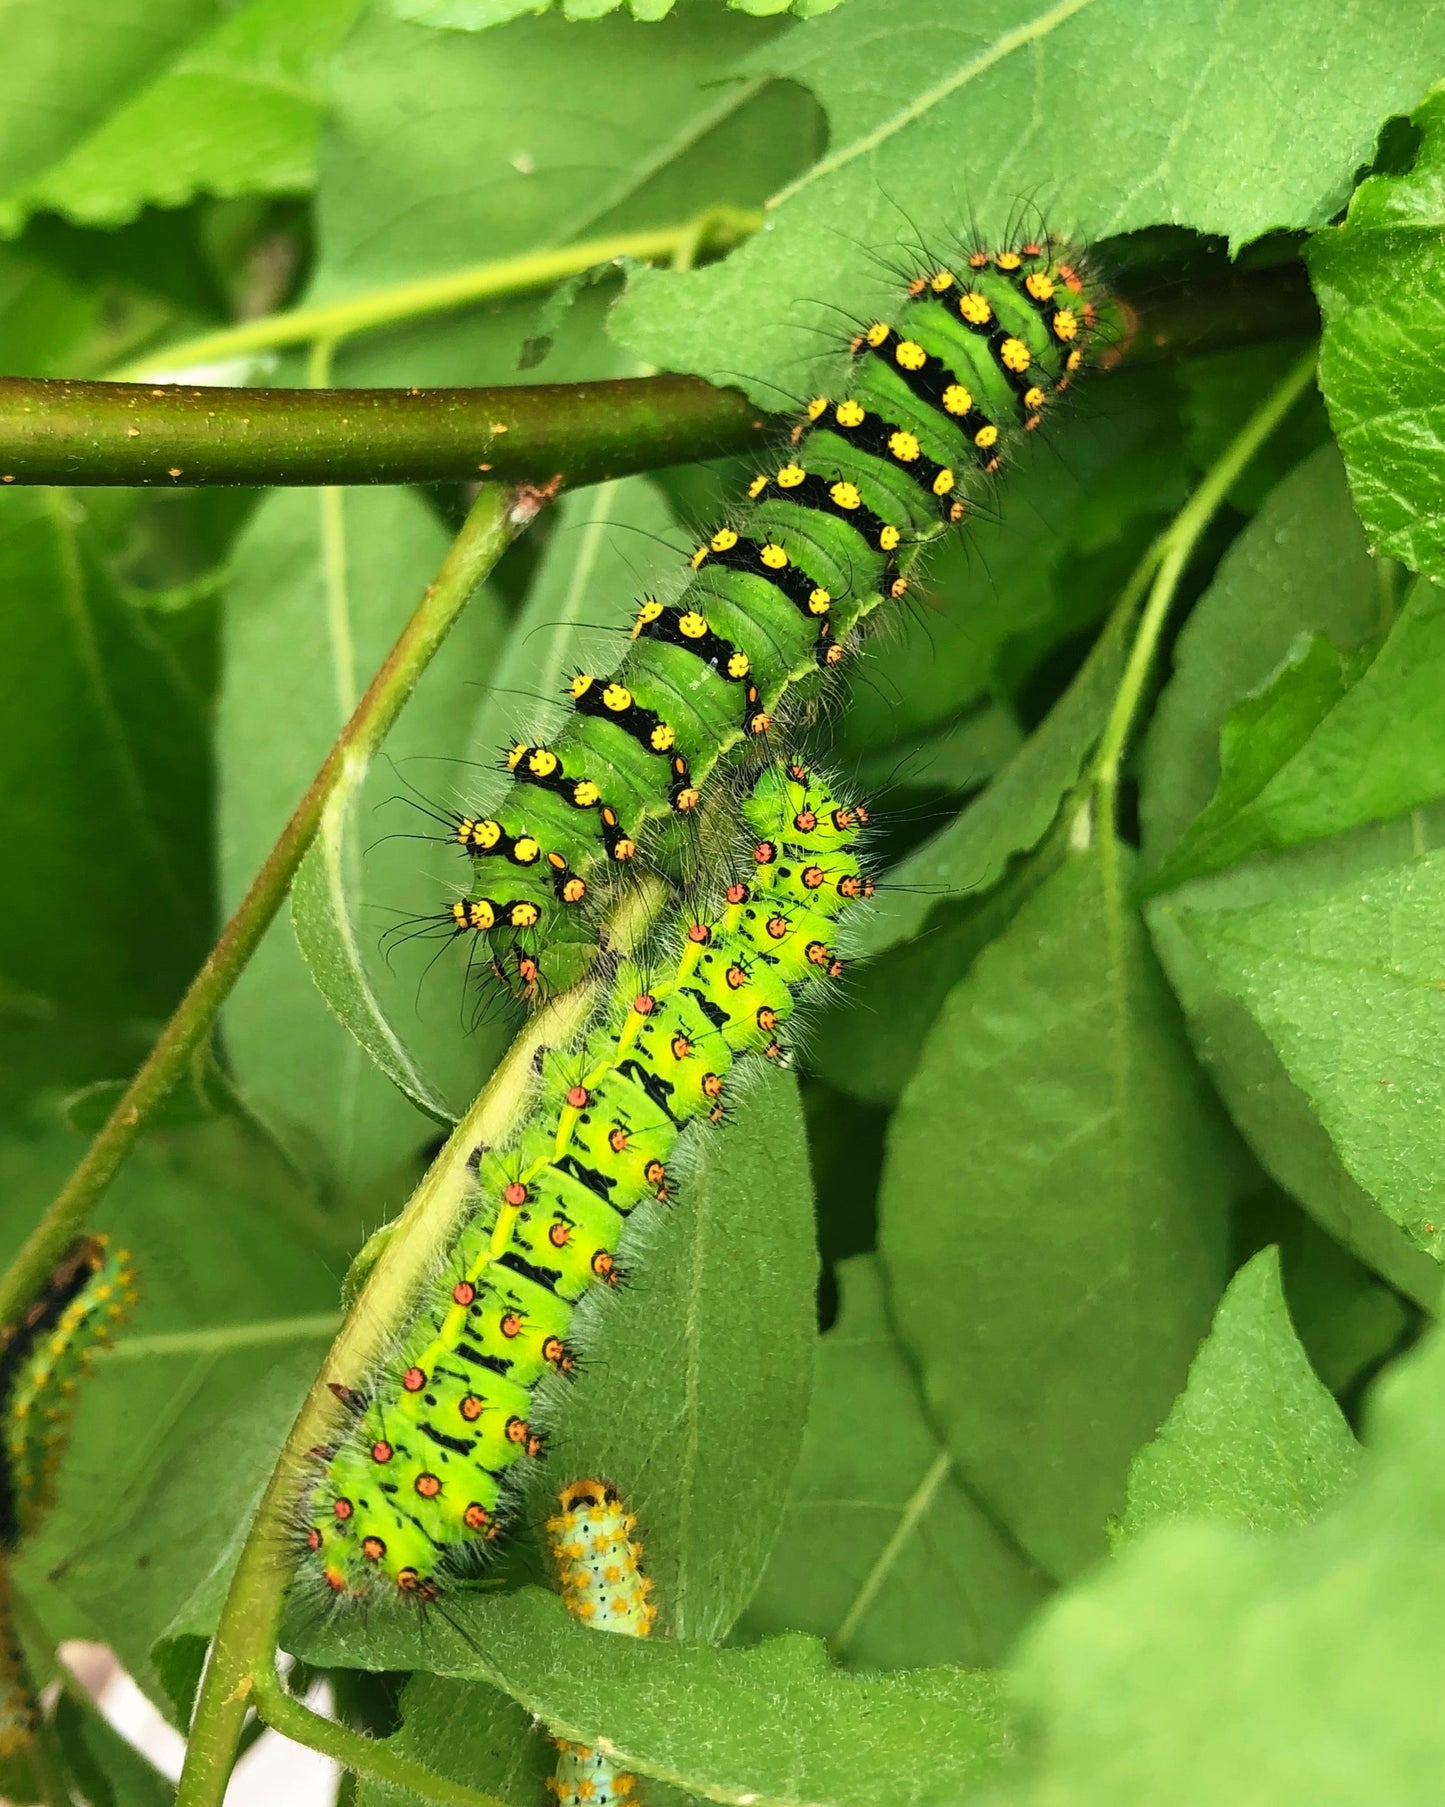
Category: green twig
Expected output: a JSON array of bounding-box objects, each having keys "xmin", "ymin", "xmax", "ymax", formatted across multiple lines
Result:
[
  {"xmin": 251, "ymin": 1665, "xmax": 505, "ymax": 1807},
  {"xmin": 1089, "ymin": 345, "xmax": 1319, "ymax": 842},
  {"xmin": 0, "ymin": 372, "xmax": 767, "ymax": 488},
  {"xmin": 109, "ymin": 209, "xmax": 762, "ymax": 382},
  {"xmin": 0, "ymin": 482, "xmax": 536, "ymax": 1335}
]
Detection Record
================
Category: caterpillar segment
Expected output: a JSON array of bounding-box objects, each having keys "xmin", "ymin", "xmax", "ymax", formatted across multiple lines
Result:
[
  {"xmin": 0, "ymin": 1235, "xmax": 135, "ymax": 1549},
  {"xmin": 547, "ymin": 1478, "xmax": 655, "ymax": 1807},
  {"xmin": 428, "ymin": 239, "xmax": 1107, "ymax": 997},
  {"xmin": 303, "ymin": 763, "xmax": 869, "ymax": 1597}
]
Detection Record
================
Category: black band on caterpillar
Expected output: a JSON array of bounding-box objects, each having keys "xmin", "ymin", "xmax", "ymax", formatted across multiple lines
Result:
[{"xmin": 415, "ymin": 234, "xmax": 1110, "ymax": 998}]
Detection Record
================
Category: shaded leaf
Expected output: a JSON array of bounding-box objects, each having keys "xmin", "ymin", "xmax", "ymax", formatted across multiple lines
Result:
[
  {"xmin": 301, "ymin": 1588, "xmax": 1012, "ymax": 1807},
  {"xmin": 1151, "ymin": 580, "xmax": 1445, "ymax": 893},
  {"xmin": 0, "ymin": 488, "xmax": 212, "ymax": 1017},
  {"xmin": 856, "ymin": 599, "xmax": 1133, "ymax": 960},
  {"xmin": 1149, "ymin": 831, "xmax": 1445, "ymax": 1311},
  {"xmin": 880, "ymin": 848, "xmax": 1235, "ymax": 1579},
  {"xmin": 1141, "ymin": 444, "xmax": 1383, "ymax": 866},
  {"xmin": 740, "ymin": 1255, "xmax": 1047, "ymax": 1669},
  {"xmin": 1123, "ymin": 1247, "xmax": 1358, "ymax": 1541},
  {"xmin": 358, "ymin": 1674, "xmax": 551, "ymax": 1807}
]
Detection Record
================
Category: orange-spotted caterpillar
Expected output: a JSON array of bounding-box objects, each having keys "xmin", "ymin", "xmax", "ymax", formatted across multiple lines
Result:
[
  {"xmin": 299, "ymin": 229, "xmax": 1111, "ymax": 1602},
  {"xmin": 304, "ymin": 759, "xmax": 868, "ymax": 1597},
  {"xmin": 546, "ymin": 1477, "xmax": 654, "ymax": 1807}
]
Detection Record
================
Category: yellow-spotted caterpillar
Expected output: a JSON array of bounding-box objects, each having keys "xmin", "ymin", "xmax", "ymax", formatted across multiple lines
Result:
[
  {"xmin": 547, "ymin": 1477, "xmax": 654, "ymax": 1807},
  {"xmin": 430, "ymin": 237, "xmax": 1110, "ymax": 1001},
  {"xmin": 304, "ymin": 759, "xmax": 868, "ymax": 1597},
  {"xmin": 299, "ymin": 228, "xmax": 1110, "ymax": 1602}
]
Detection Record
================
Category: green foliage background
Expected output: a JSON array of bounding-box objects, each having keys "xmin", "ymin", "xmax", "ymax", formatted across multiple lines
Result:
[{"xmin": 4, "ymin": 0, "xmax": 1445, "ymax": 1801}]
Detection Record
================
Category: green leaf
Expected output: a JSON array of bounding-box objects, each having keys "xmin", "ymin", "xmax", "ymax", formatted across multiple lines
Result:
[
  {"xmin": 615, "ymin": 0, "xmax": 1445, "ymax": 401},
  {"xmin": 0, "ymin": 0, "xmax": 218, "ymax": 235},
  {"xmin": 0, "ymin": 242, "xmax": 97, "ymax": 374},
  {"xmin": 1141, "ymin": 444, "xmax": 1384, "ymax": 867},
  {"xmin": 1308, "ymin": 89, "xmax": 1445, "ymax": 581},
  {"xmin": 519, "ymin": 1066, "xmax": 818, "ymax": 1644},
  {"xmin": 1238, "ymin": 1187, "xmax": 1410, "ymax": 1397},
  {"xmin": 0, "ymin": 488, "xmax": 212, "ymax": 1017},
  {"xmin": 218, "ymin": 486, "xmax": 512, "ymax": 1196},
  {"xmin": 17, "ymin": 0, "xmax": 367, "ymax": 230},
  {"xmin": 1145, "ymin": 633, "xmax": 1366, "ymax": 890},
  {"xmin": 54, "ymin": 1689, "xmax": 175, "ymax": 1807},
  {"xmin": 880, "ymin": 847, "xmax": 1236, "ymax": 1579},
  {"xmin": 1001, "ymin": 1318, "xmax": 1445, "ymax": 1806},
  {"xmin": 1160, "ymin": 847, "xmax": 1445, "ymax": 1268},
  {"xmin": 740, "ymin": 1255, "xmax": 1047, "ymax": 1669},
  {"xmin": 1148, "ymin": 834, "xmax": 1445, "ymax": 1311},
  {"xmin": 856, "ymin": 599, "xmax": 1133, "ymax": 962},
  {"xmin": 0, "ymin": 1110, "xmax": 338, "ymax": 1715},
  {"xmin": 301, "ymin": 1589, "xmax": 1012, "ymax": 1807},
  {"xmin": 313, "ymin": 5, "xmax": 823, "ymax": 390},
  {"xmin": 1122, "ymin": 1247, "xmax": 1358, "ymax": 1541},
  {"xmin": 1151, "ymin": 580, "xmax": 1445, "ymax": 893},
  {"xmin": 357, "ymin": 1674, "xmax": 551, "ymax": 1807}
]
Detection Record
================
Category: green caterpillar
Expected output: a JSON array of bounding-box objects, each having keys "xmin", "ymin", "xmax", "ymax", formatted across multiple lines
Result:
[
  {"xmin": 547, "ymin": 1477, "xmax": 654, "ymax": 1807},
  {"xmin": 305, "ymin": 760, "xmax": 868, "ymax": 1597},
  {"xmin": 440, "ymin": 238, "xmax": 1107, "ymax": 999}
]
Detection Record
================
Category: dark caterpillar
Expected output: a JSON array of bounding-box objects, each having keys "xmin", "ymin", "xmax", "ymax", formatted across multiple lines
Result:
[
  {"xmin": 304, "ymin": 761, "xmax": 868, "ymax": 1597},
  {"xmin": 0, "ymin": 1235, "xmax": 134, "ymax": 1550},
  {"xmin": 0, "ymin": 1235, "xmax": 135, "ymax": 1757},
  {"xmin": 438, "ymin": 239, "xmax": 1107, "ymax": 998}
]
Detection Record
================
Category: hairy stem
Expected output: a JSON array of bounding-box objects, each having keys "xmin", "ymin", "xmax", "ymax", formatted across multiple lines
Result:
[
  {"xmin": 110, "ymin": 209, "xmax": 762, "ymax": 381},
  {"xmin": 1090, "ymin": 345, "xmax": 1319, "ymax": 841},
  {"xmin": 174, "ymin": 880, "xmax": 664, "ymax": 1807},
  {"xmin": 0, "ymin": 483, "xmax": 535, "ymax": 1334}
]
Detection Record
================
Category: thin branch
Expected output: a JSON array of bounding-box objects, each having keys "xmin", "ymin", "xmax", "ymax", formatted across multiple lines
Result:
[
  {"xmin": 109, "ymin": 208, "xmax": 762, "ymax": 382},
  {"xmin": 251, "ymin": 1628, "xmax": 507, "ymax": 1806},
  {"xmin": 1089, "ymin": 346, "xmax": 1319, "ymax": 841},
  {"xmin": 0, "ymin": 372, "xmax": 767, "ymax": 488},
  {"xmin": 0, "ymin": 263, "xmax": 1316, "ymax": 491},
  {"xmin": 0, "ymin": 481, "xmax": 540, "ymax": 1333}
]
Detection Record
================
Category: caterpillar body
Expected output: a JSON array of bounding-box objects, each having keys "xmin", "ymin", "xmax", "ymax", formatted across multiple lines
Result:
[
  {"xmin": 305, "ymin": 761, "xmax": 867, "ymax": 1598},
  {"xmin": 441, "ymin": 239, "xmax": 1107, "ymax": 999},
  {"xmin": 0, "ymin": 1235, "xmax": 135, "ymax": 1758},
  {"xmin": 547, "ymin": 1477, "xmax": 654, "ymax": 1807},
  {"xmin": 0, "ymin": 1235, "xmax": 134, "ymax": 1549}
]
